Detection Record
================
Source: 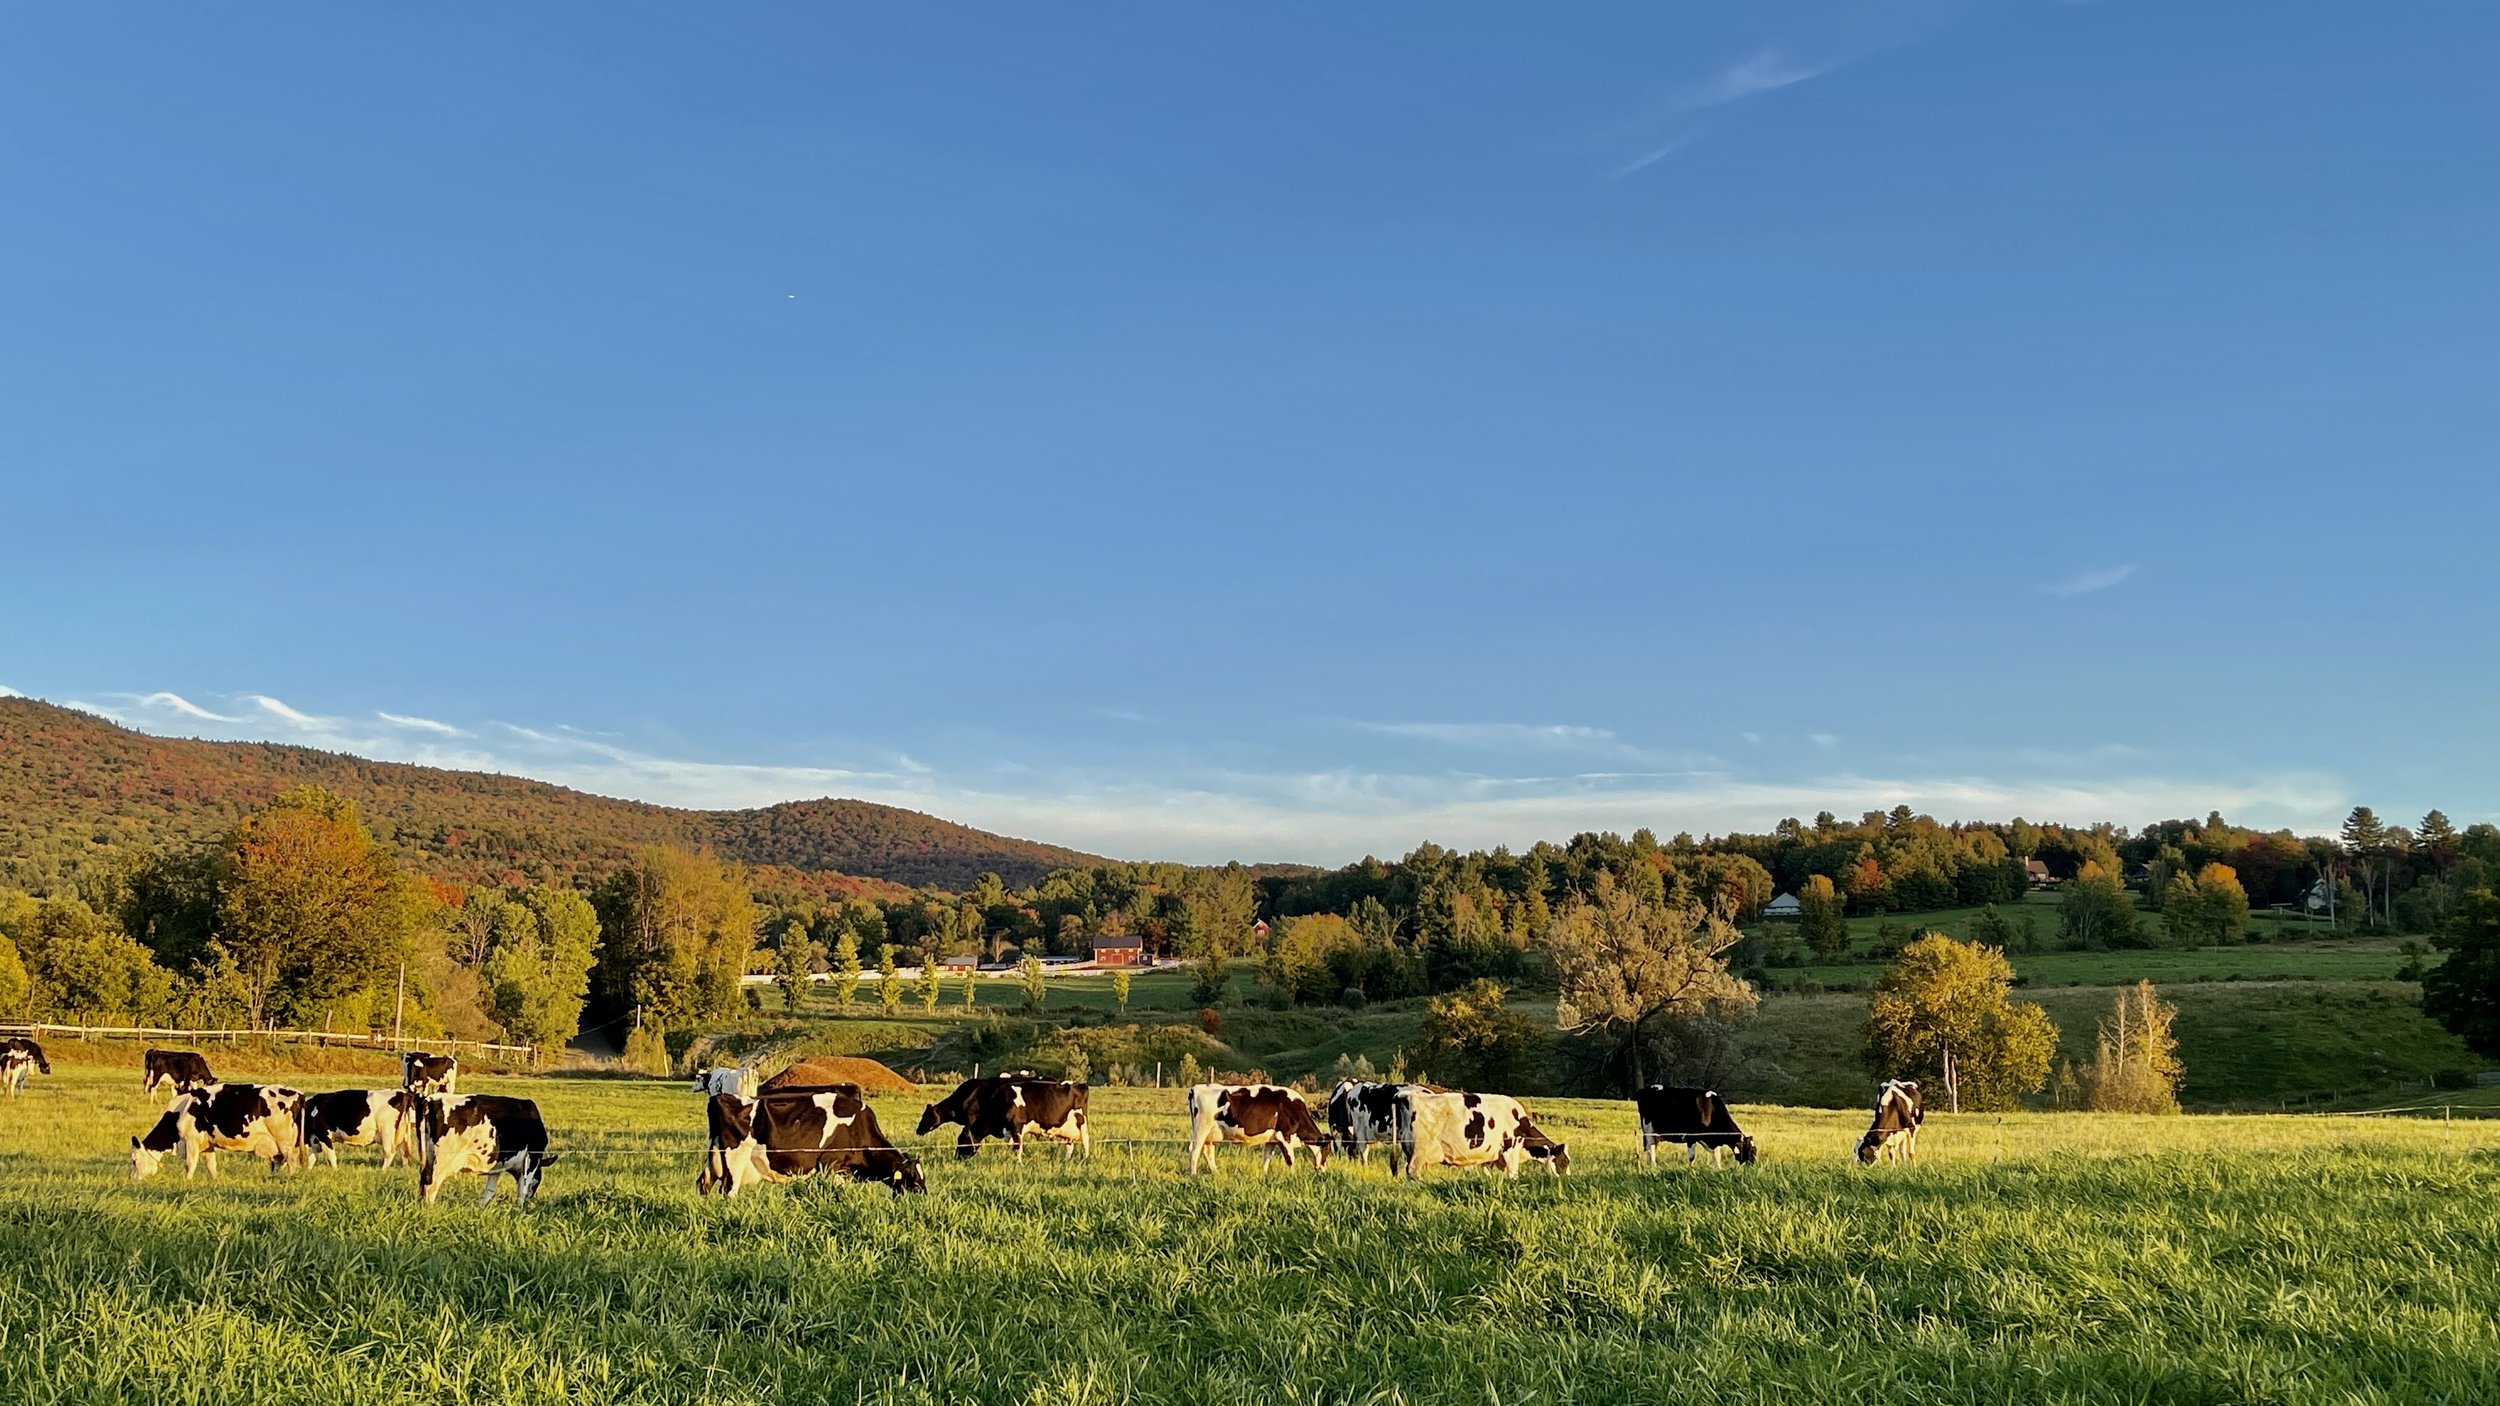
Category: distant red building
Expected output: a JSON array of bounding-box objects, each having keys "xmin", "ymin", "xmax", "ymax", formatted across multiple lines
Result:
[{"xmin": 1091, "ymin": 934, "xmax": 1146, "ymax": 967}]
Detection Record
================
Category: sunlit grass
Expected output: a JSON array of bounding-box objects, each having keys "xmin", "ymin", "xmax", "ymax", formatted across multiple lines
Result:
[{"xmin": 4, "ymin": 1066, "xmax": 2498, "ymax": 1403}]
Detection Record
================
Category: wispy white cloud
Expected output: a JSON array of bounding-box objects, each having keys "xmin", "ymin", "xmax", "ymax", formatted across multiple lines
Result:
[
  {"xmin": 242, "ymin": 694, "xmax": 321, "ymax": 725},
  {"xmin": 1611, "ymin": 131, "xmax": 1701, "ymax": 178},
  {"xmin": 1809, "ymin": 732, "xmax": 1840, "ymax": 751},
  {"xmin": 1679, "ymin": 48, "xmax": 1840, "ymax": 114},
  {"xmin": 379, "ymin": 711, "xmax": 467, "ymax": 737},
  {"xmin": 127, "ymin": 691, "xmax": 241, "ymax": 723},
  {"xmin": 2044, "ymin": 563, "xmax": 2137, "ymax": 598},
  {"xmin": 1356, "ymin": 721, "xmax": 1622, "ymax": 750},
  {"xmin": 61, "ymin": 699, "xmax": 127, "ymax": 723},
  {"xmin": 1740, "ymin": 731, "xmax": 1764, "ymax": 746}
]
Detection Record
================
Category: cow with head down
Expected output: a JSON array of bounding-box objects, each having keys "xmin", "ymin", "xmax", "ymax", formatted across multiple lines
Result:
[
  {"xmin": 916, "ymin": 1073, "xmax": 1090, "ymax": 1159},
  {"xmin": 131, "ymin": 1083, "xmax": 306, "ymax": 1180},
  {"xmin": 1396, "ymin": 1091, "xmax": 1569, "ymax": 1180},
  {"xmin": 1186, "ymin": 1083, "xmax": 1328, "ymax": 1174},
  {"xmin": 702, "ymin": 1089, "xmax": 925, "ymax": 1197},
  {"xmin": 1857, "ymin": 1080, "xmax": 1923, "ymax": 1165},
  {"xmin": 417, "ymin": 1094, "xmax": 558, "ymax": 1206},
  {"xmin": 142, "ymin": 1048, "xmax": 215, "ymax": 1104},
  {"xmin": 1634, "ymin": 1086, "xmax": 1758, "ymax": 1169},
  {"xmin": 300, "ymin": 1088, "xmax": 420, "ymax": 1169}
]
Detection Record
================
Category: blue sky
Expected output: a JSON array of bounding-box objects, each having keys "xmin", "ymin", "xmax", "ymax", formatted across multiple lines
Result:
[{"xmin": 3, "ymin": 2, "xmax": 2494, "ymax": 863}]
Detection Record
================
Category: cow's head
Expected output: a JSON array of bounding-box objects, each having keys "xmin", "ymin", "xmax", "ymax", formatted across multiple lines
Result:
[
  {"xmin": 129, "ymin": 1135, "xmax": 168, "ymax": 1180},
  {"xmin": 1528, "ymin": 1140, "xmax": 1569, "ymax": 1176},
  {"xmin": 1854, "ymin": 1131, "xmax": 1883, "ymax": 1164},
  {"xmin": 915, "ymin": 1102, "xmax": 942, "ymax": 1137},
  {"xmin": 1733, "ymin": 1135, "xmax": 1760, "ymax": 1165},
  {"xmin": 889, "ymin": 1153, "xmax": 927, "ymax": 1196}
]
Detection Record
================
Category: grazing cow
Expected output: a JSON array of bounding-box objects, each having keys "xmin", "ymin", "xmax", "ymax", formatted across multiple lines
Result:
[
  {"xmin": 130, "ymin": 1083, "xmax": 306, "ymax": 1180},
  {"xmin": 1185, "ymin": 1083, "xmax": 1328, "ymax": 1173},
  {"xmin": 1633, "ymin": 1086, "xmax": 1759, "ymax": 1168},
  {"xmin": 1397, "ymin": 1091, "xmax": 1569, "ymax": 1180},
  {"xmin": 142, "ymin": 1048, "xmax": 215, "ymax": 1102},
  {"xmin": 702, "ymin": 1090, "xmax": 925, "ymax": 1197},
  {"xmin": 1, "ymin": 1037, "xmax": 48, "ymax": 1095},
  {"xmin": 1857, "ymin": 1080, "xmax": 1924, "ymax": 1165},
  {"xmin": 1325, "ymin": 1079, "xmax": 1431, "ymax": 1167},
  {"xmin": 692, "ymin": 1065, "xmax": 758, "ymax": 1099},
  {"xmin": 417, "ymin": 1094, "xmax": 557, "ymax": 1205},
  {"xmin": 299, "ymin": 1088, "xmax": 420, "ymax": 1169},
  {"xmin": 915, "ymin": 1074, "xmax": 1091, "ymax": 1159},
  {"xmin": 401, "ymin": 1051, "xmax": 459, "ymax": 1097}
]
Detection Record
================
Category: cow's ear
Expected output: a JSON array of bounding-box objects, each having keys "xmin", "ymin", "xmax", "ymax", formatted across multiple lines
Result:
[{"xmin": 129, "ymin": 1135, "xmax": 140, "ymax": 1148}]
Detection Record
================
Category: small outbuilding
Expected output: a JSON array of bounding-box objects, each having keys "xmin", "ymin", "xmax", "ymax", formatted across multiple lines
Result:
[{"xmin": 1763, "ymin": 892, "xmax": 1802, "ymax": 919}]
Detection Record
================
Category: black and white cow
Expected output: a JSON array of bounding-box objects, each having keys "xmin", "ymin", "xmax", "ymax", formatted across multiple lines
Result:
[
  {"xmin": 299, "ymin": 1088, "xmax": 420, "ymax": 1169},
  {"xmin": 401, "ymin": 1051, "xmax": 459, "ymax": 1097},
  {"xmin": 916, "ymin": 1073, "xmax": 1091, "ymax": 1158},
  {"xmin": 1856, "ymin": 1080, "xmax": 1924, "ymax": 1165},
  {"xmin": 1, "ymin": 1037, "xmax": 48, "ymax": 1095},
  {"xmin": 1397, "ymin": 1091, "xmax": 1570, "ymax": 1180},
  {"xmin": 417, "ymin": 1094, "xmax": 557, "ymax": 1205},
  {"xmin": 1186, "ymin": 1083, "xmax": 1328, "ymax": 1173},
  {"xmin": 702, "ymin": 1090, "xmax": 925, "ymax": 1197},
  {"xmin": 691, "ymin": 1065, "xmax": 757, "ymax": 1098},
  {"xmin": 1633, "ymin": 1086, "xmax": 1759, "ymax": 1168},
  {"xmin": 130, "ymin": 1083, "xmax": 305, "ymax": 1180},
  {"xmin": 1325, "ymin": 1079, "xmax": 1437, "ymax": 1168},
  {"xmin": 142, "ymin": 1048, "xmax": 215, "ymax": 1103}
]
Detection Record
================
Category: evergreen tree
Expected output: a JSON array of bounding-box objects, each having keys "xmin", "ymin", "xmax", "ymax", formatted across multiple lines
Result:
[
  {"xmin": 1019, "ymin": 951, "xmax": 1047, "ymax": 1012},
  {"xmin": 877, "ymin": 943, "xmax": 902, "ymax": 1013},
  {"xmin": 2424, "ymin": 889, "xmax": 2500, "ymax": 1057},
  {"xmin": 831, "ymin": 929, "xmax": 862, "ymax": 1011}
]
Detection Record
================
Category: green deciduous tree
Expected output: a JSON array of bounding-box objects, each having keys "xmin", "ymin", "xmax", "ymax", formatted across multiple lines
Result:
[
  {"xmin": 2423, "ymin": 889, "xmax": 2500, "ymax": 1057},
  {"xmin": 590, "ymin": 846, "xmax": 758, "ymax": 1030},
  {"xmin": 217, "ymin": 788, "xmax": 424, "ymax": 1027},
  {"xmin": 774, "ymin": 921, "xmax": 817, "ymax": 1011},
  {"xmin": 917, "ymin": 941, "xmax": 945, "ymax": 1012},
  {"xmin": 1111, "ymin": 966, "xmax": 1130, "ymax": 1016},
  {"xmin": 1019, "ymin": 951, "xmax": 1047, "ymax": 1012},
  {"xmin": 1548, "ymin": 872, "xmax": 1752, "ymax": 1090},
  {"xmin": 2059, "ymin": 865, "xmax": 2142, "ymax": 950},
  {"xmin": 1862, "ymin": 934, "xmax": 2058, "ymax": 1111},
  {"xmin": 1416, "ymin": 978, "xmax": 1543, "ymax": 1090},
  {"xmin": 1798, "ymin": 874, "xmax": 1849, "ymax": 960},
  {"xmin": 831, "ymin": 929, "xmax": 862, "ymax": 1010},
  {"xmin": 2162, "ymin": 863, "xmax": 2250, "ymax": 947},
  {"xmin": 0, "ymin": 935, "xmax": 28, "ymax": 1018},
  {"xmin": 481, "ymin": 886, "xmax": 600, "ymax": 1053},
  {"xmin": 877, "ymin": 943, "xmax": 902, "ymax": 1014}
]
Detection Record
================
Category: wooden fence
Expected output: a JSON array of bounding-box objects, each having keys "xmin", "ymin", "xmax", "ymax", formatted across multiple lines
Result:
[{"xmin": 0, "ymin": 1021, "xmax": 537, "ymax": 1064}]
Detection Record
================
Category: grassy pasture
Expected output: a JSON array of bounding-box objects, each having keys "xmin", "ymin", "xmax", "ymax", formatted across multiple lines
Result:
[{"xmin": 5, "ymin": 1064, "xmax": 2500, "ymax": 1403}]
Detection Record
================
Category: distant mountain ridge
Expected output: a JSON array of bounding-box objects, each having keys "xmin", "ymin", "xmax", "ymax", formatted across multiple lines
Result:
[{"xmin": 0, "ymin": 698, "xmax": 1105, "ymax": 893}]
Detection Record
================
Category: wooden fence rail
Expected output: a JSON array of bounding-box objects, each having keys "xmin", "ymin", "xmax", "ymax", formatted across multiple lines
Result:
[{"xmin": 0, "ymin": 1021, "xmax": 537, "ymax": 1064}]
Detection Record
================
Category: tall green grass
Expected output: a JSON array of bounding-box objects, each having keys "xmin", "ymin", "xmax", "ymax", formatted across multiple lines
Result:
[{"xmin": 4, "ymin": 1065, "xmax": 2498, "ymax": 1402}]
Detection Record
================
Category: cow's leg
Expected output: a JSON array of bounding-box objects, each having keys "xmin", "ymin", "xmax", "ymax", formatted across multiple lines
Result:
[
  {"xmin": 479, "ymin": 1170, "xmax": 500, "ymax": 1206},
  {"xmin": 958, "ymin": 1129, "xmax": 979, "ymax": 1160},
  {"xmin": 1280, "ymin": 1139, "xmax": 1297, "ymax": 1170},
  {"xmin": 1686, "ymin": 1141, "xmax": 1698, "ymax": 1164},
  {"xmin": 1186, "ymin": 1133, "xmax": 1209, "ymax": 1175},
  {"xmin": 194, "ymin": 1146, "xmax": 213, "ymax": 1180}
]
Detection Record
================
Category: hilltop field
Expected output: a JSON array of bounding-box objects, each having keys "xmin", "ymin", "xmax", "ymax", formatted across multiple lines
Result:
[{"xmin": 2, "ymin": 1061, "xmax": 2496, "ymax": 1404}]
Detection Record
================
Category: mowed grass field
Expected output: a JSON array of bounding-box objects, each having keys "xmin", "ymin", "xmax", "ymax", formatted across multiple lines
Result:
[{"xmin": 5, "ymin": 1064, "xmax": 2500, "ymax": 1403}]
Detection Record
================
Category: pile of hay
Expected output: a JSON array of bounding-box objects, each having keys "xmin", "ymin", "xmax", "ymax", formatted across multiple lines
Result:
[{"xmin": 763, "ymin": 1055, "xmax": 918, "ymax": 1095}]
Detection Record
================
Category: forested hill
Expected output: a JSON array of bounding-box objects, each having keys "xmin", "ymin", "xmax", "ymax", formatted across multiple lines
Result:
[{"xmin": 0, "ymin": 699, "xmax": 1103, "ymax": 893}]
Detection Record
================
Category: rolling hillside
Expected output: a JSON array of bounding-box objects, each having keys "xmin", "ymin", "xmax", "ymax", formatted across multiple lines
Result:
[{"xmin": 0, "ymin": 699, "xmax": 1103, "ymax": 892}]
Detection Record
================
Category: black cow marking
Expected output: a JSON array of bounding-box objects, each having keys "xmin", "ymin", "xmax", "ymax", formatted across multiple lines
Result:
[{"xmin": 916, "ymin": 1075, "xmax": 1091, "ymax": 1159}]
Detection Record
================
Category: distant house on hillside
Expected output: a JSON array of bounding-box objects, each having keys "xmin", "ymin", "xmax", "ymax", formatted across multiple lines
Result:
[
  {"xmin": 1091, "ymin": 934, "xmax": 1146, "ymax": 967},
  {"xmin": 2024, "ymin": 858, "xmax": 2056, "ymax": 888},
  {"xmin": 940, "ymin": 953, "xmax": 980, "ymax": 972},
  {"xmin": 1763, "ymin": 892, "xmax": 1802, "ymax": 919}
]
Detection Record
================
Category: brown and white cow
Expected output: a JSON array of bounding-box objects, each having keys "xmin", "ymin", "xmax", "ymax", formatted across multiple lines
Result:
[
  {"xmin": 1, "ymin": 1037, "xmax": 48, "ymax": 1095},
  {"xmin": 142, "ymin": 1048, "xmax": 215, "ymax": 1103},
  {"xmin": 417, "ymin": 1094, "xmax": 557, "ymax": 1205},
  {"xmin": 401, "ymin": 1051, "xmax": 459, "ymax": 1097},
  {"xmin": 702, "ymin": 1090, "xmax": 926, "ymax": 1197},
  {"xmin": 916, "ymin": 1073, "xmax": 1091, "ymax": 1158},
  {"xmin": 1634, "ymin": 1086, "xmax": 1758, "ymax": 1168},
  {"xmin": 130, "ymin": 1083, "xmax": 306, "ymax": 1180},
  {"xmin": 300, "ymin": 1088, "xmax": 420, "ymax": 1169},
  {"xmin": 1397, "ymin": 1091, "xmax": 1569, "ymax": 1180},
  {"xmin": 1186, "ymin": 1083, "xmax": 1328, "ymax": 1173},
  {"xmin": 1856, "ymin": 1080, "xmax": 1923, "ymax": 1165}
]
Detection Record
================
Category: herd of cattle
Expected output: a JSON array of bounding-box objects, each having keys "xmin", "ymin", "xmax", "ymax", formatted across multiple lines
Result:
[{"xmin": 0, "ymin": 1035, "xmax": 1930, "ymax": 1206}]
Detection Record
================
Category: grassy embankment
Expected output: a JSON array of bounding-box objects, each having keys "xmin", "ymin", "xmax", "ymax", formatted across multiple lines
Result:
[{"xmin": 3, "ymin": 1061, "xmax": 2497, "ymax": 1404}]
